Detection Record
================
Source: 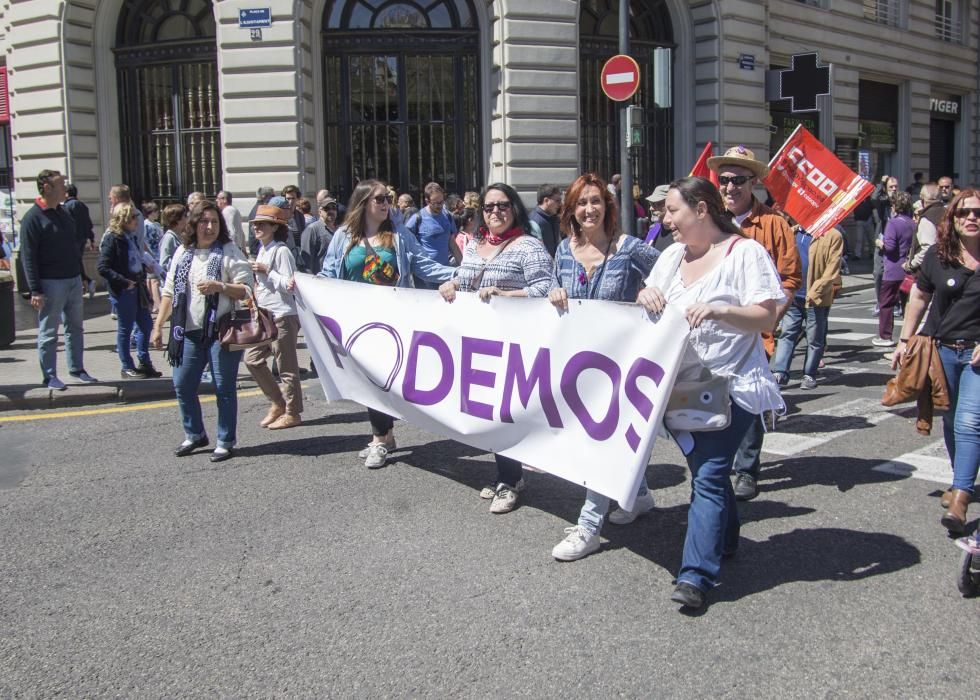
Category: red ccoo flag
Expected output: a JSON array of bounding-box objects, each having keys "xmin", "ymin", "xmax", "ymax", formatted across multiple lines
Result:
[{"xmin": 689, "ymin": 142, "xmax": 719, "ymax": 186}]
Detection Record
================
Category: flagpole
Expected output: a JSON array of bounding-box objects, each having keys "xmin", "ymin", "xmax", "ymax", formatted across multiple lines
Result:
[
  {"xmin": 768, "ymin": 123, "xmax": 804, "ymax": 169},
  {"xmin": 618, "ymin": 0, "xmax": 634, "ymax": 237}
]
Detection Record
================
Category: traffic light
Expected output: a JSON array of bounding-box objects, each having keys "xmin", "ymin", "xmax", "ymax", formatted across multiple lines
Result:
[{"xmin": 627, "ymin": 105, "xmax": 643, "ymax": 148}]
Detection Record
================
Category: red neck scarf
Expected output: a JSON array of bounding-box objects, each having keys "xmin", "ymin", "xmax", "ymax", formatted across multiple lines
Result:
[{"xmin": 480, "ymin": 225, "xmax": 524, "ymax": 246}]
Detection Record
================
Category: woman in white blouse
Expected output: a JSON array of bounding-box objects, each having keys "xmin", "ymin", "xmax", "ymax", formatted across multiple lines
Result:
[
  {"xmin": 244, "ymin": 204, "xmax": 303, "ymax": 430},
  {"xmin": 638, "ymin": 177, "xmax": 786, "ymax": 610},
  {"xmin": 150, "ymin": 201, "xmax": 254, "ymax": 463}
]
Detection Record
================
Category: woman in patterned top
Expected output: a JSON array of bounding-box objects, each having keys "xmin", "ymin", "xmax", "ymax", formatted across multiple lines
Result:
[
  {"xmin": 547, "ymin": 173, "xmax": 661, "ymax": 561},
  {"xmin": 439, "ymin": 182, "xmax": 552, "ymax": 514}
]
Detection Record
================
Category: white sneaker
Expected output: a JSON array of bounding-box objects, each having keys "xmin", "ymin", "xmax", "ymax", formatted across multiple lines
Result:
[
  {"xmin": 363, "ymin": 443, "xmax": 388, "ymax": 469},
  {"xmin": 489, "ymin": 483, "xmax": 519, "ymax": 514},
  {"xmin": 480, "ymin": 477, "xmax": 524, "ymax": 500},
  {"xmin": 608, "ymin": 491, "xmax": 656, "ymax": 525},
  {"xmin": 358, "ymin": 438, "xmax": 396, "ymax": 459},
  {"xmin": 551, "ymin": 526, "xmax": 600, "ymax": 561},
  {"xmin": 871, "ymin": 337, "xmax": 895, "ymax": 347},
  {"xmin": 45, "ymin": 376, "xmax": 67, "ymax": 391},
  {"xmin": 799, "ymin": 375, "xmax": 818, "ymax": 390}
]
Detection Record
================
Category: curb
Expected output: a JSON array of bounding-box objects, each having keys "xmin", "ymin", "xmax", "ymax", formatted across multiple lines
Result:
[{"xmin": 0, "ymin": 378, "xmax": 261, "ymax": 413}]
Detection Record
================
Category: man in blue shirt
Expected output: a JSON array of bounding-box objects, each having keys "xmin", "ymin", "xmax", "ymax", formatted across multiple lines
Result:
[{"xmin": 406, "ymin": 181, "xmax": 457, "ymax": 287}]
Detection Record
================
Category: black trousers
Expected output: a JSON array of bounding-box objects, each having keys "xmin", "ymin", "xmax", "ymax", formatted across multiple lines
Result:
[{"xmin": 367, "ymin": 407, "xmax": 394, "ymax": 436}]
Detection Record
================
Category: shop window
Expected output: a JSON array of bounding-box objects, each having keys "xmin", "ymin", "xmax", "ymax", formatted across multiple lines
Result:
[
  {"xmin": 579, "ymin": 0, "xmax": 674, "ymax": 193},
  {"xmin": 322, "ymin": 1, "xmax": 480, "ymax": 204},
  {"xmin": 935, "ymin": 0, "xmax": 966, "ymax": 43},
  {"xmin": 114, "ymin": 0, "xmax": 220, "ymax": 204}
]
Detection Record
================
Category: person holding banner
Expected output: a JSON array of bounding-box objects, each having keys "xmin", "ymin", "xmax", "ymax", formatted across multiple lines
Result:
[
  {"xmin": 547, "ymin": 173, "xmax": 662, "ymax": 560},
  {"xmin": 891, "ymin": 190, "xmax": 980, "ymax": 534},
  {"xmin": 638, "ymin": 176, "xmax": 786, "ymax": 610},
  {"xmin": 439, "ymin": 183, "xmax": 553, "ymax": 514},
  {"xmin": 318, "ymin": 179, "xmax": 457, "ymax": 469}
]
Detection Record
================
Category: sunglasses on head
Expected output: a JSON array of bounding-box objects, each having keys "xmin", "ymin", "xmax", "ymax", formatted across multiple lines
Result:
[
  {"xmin": 718, "ymin": 175, "xmax": 753, "ymax": 186},
  {"xmin": 371, "ymin": 194, "xmax": 394, "ymax": 205},
  {"xmin": 953, "ymin": 207, "xmax": 980, "ymax": 218},
  {"xmin": 482, "ymin": 201, "xmax": 512, "ymax": 213}
]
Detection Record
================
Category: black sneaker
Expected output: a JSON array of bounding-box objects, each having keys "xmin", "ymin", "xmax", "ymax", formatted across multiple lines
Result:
[
  {"xmin": 670, "ymin": 582, "xmax": 705, "ymax": 609},
  {"xmin": 137, "ymin": 362, "xmax": 163, "ymax": 378},
  {"xmin": 734, "ymin": 473, "xmax": 758, "ymax": 501},
  {"xmin": 121, "ymin": 368, "xmax": 148, "ymax": 379}
]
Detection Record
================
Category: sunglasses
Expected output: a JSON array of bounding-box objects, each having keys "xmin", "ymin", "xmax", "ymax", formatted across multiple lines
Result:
[
  {"xmin": 371, "ymin": 194, "xmax": 394, "ymax": 205},
  {"xmin": 322, "ymin": 204, "xmax": 337, "ymax": 210},
  {"xmin": 482, "ymin": 201, "xmax": 512, "ymax": 214},
  {"xmin": 953, "ymin": 207, "xmax": 980, "ymax": 219},
  {"xmin": 718, "ymin": 175, "xmax": 753, "ymax": 187}
]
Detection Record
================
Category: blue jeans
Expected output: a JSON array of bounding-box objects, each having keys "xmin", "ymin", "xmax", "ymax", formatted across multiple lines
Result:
[
  {"xmin": 678, "ymin": 402, "xmax": 756, "ymax": 592},
  {"xmin": 114, "ymin": 287, "xmax": 152, "ymax": 370},
  {"xmin": 578, "ymin": 481, "xmax": 651, "ymax": 535},
  {"xmin": 938, "ymin": 345, "xmax": 980, "ymax": 493},
  {"xmin": 772, "ymin": 298, "xmax": 829, "ymax": 378},
  {"xmin": 37, "ymin": 276, "xmax": 84, "ymax": 380},
  {"xmin": 171, "ymin": 329, "xmax": 243, "ymax": 449}
]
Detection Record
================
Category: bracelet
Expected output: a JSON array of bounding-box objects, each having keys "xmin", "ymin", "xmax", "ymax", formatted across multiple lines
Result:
[
  {"xmin": 220, "ymin": 281, "xmax": 227, "ymax": 293},
  {"xmin": 899, "ymin": 338, "xmax": 910, "ymax": 342}
]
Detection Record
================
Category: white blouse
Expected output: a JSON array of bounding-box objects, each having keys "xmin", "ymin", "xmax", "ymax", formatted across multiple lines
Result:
[
  {"xmin": 254, "ymin": 241, "xmax": 297, "ymax": 319},
  {"xmin": 162, "ymin": 243, "xmax": 253, "ymax": 331},
  {"xmin": 645, "ymin": 239, "xmax": 787, "ymax": 416}
]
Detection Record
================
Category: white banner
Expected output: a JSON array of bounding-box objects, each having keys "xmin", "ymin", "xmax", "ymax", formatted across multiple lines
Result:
[{"xmin": 294, "ymin": 274, "xmax": 690, "ymax": 510}]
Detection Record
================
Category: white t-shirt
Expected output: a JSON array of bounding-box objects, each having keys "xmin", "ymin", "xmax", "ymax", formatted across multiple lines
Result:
[
  {"xmin": 645, "ymin": 239, "xmax": 787, "ymax": 416},
  {"xmin": 254, "ymin": 241, "xmax": 297, "ymax": 319},
  {"xmin": 162, "ymin": 243, "xmax": 253, "ymax": 331}
]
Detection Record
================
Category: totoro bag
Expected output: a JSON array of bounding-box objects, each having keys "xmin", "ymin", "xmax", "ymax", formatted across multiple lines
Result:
[{"xmin": 664, "ymin": 366, "xmax": 732, "ymax": 432}]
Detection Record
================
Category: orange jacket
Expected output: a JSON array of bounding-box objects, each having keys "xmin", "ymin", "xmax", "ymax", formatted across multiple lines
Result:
[{"xmin": 739, "ymin": 199, "xmax": 802, "ymax": 354}]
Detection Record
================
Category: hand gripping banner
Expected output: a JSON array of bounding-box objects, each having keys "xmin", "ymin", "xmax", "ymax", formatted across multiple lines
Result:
[{"xmin": 294, "ymin": 275, "xmax": 690, "ymax": 510}]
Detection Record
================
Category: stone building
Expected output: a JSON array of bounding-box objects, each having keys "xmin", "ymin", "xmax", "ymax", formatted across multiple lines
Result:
[{"xmin": 0, "ymin": 0, "xmax": 977, "ymax": 227}]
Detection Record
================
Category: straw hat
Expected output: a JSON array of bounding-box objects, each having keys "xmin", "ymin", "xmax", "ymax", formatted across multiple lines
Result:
[
  {"xmin": 249, "ymin": 204, "xmax": 288, "ymax": 225},
  {"xmin": 706, "ymin": 145, "xmax": 769, "ymax": 179}
]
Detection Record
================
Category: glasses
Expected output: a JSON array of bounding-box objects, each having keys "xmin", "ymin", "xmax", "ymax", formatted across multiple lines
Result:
[
  {"xmin": 953, "ymin": 208, "xmax": 980, "ymax": 219},
  {"xmin": 322, "ymin": 204, "xmax": 337, "ymax": 211},
  {"xmin": 371, "ymin": 194, "xmax": 394, "ymax": 205},
  {"xmin": 482, "ymin": 201, "xmax": 512, "ymax": 214},
  {"xmin": 718, "ymin": 175, "xmax": 752, "ymax": 187}
]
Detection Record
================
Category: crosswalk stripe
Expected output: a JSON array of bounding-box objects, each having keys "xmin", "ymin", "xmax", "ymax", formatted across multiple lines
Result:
[
  {"xmin": 827, "ymin": 331, "xmax": 876, "ymax": 341},
  {"xmin": 871, "ymin": 439, "xmax": 950, "ymax": 484},
  {"xmin": 763, "ymin": 397, "xmax": 901, "ymax": 456},
  {"xmin": 829, "ymin": 316, "xmax": 880, "ymax": 326}
]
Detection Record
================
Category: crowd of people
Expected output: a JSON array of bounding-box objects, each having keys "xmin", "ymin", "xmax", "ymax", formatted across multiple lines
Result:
[{"xmin": 15, "ymin": 152, "xmax": 979, "ymax": 610}]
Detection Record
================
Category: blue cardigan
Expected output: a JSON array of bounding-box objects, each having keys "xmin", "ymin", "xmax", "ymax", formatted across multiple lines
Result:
[{"xmin": 318, "ymin": 225, "xmax": 456, "ymax": 287}]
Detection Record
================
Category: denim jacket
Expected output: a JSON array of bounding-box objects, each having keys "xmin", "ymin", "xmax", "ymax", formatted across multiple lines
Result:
[{"xmin": 318, "ymin": 225, "xmax": 456, "ymax": 287}]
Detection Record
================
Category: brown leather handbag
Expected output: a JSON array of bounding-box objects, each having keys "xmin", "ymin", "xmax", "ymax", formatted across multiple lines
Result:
[{"xmin": 218, "ymin": 286, "xmax": 278, "ymax": 352}]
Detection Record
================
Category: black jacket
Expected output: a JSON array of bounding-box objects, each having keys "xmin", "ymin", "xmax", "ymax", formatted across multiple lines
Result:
[
  {"xmin": 98, "ymin": 232, "xmax": 146, "ymax": 297},
  {"xmin": 20, "ymin": 202, "xmax": 82, "ymax": 294}
]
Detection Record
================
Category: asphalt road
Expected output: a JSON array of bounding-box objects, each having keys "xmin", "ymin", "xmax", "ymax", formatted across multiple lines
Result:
[{"xmin": 1, "ymin": 271, "xmax": 977, "ymax": 697}]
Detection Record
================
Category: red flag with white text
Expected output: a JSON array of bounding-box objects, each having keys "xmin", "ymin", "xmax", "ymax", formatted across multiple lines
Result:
[
  {"xmin": 762, "ymin": 125, "xmax": 874, "ymax": 238},
  {"xmin": 689, "ymin": 142, "xmax": 719, "ymax": 186}
]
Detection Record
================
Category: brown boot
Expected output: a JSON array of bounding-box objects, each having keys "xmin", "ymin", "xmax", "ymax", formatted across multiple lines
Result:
[
  {"xmin": 268, "ymin": 413, "xmax": 301, "ymax": 430},
  {"xmin": 941, "ymin": 488, "xmax": 954, "ymax": 509},
  {"xmin": 941, "ymin": 489, "xmax": 972, "ymax": 534},
  {"xmin": 260, "ymin": 403, "xmax": 286, "ymax": 428}
]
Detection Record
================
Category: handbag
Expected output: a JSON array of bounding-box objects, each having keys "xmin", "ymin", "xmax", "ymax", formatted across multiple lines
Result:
[
  {"xmin": 218, "ymin": 285, "xmax": 278, "ymax": 351},
  {"xmin": 361, "ymin": 237, "xmax": 399, "ymax": 286},
  {"xmin": 899, "ymin": 272, "xmax": 916, "ymax": 294},
  {"xmin": 664, "ymin": 366, "xmax": 732, "ymax": 432}
]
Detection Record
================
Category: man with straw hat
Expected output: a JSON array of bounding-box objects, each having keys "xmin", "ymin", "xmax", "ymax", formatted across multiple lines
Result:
[{"xmin": 708, "ymin": 145, "xmax": 802, "ymax": 502}]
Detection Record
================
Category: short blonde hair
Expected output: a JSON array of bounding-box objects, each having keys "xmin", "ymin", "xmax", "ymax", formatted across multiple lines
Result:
[{"xmin": 109, "ymin": 202, "xmax": 139, "ymax": 236}]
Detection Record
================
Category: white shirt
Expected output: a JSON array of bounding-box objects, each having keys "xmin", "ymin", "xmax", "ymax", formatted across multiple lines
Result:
[
  {"xmin": 645, "ymin": 240, "xmax": 787, "ymax": 416},
  {"xmin": 162, "ymin": 243, "xmax": 253, "ymax": 331},
  {"xmin": 222, "ymin": 205, "xmax": 247, "ymax": 253},
  {"xmin": 254, "ymin": 241, "xmax": 297, "ymax": 319}
]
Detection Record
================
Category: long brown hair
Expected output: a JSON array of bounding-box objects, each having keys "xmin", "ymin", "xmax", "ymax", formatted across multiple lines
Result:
[
  {"xmin": 560, "ymin": 173, "xmax": 618, "ymax": 240},
  {"xmin": 936, "ymin": 188, "xmax": 979, "ymax": 265},
  {"xmin": 344, "ymin": 179, "xmax": 395, "ymax": 255}
]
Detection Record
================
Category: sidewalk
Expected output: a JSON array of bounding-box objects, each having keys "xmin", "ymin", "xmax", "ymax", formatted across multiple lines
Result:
[{"xmin": 0, "ymin": 290, "xmax": 314, "ymax": 413}]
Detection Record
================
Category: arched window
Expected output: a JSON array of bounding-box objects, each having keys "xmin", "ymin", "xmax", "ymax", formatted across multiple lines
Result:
[
  {"xmin": 115, "ymin": 0, "xmax": 220, "ymax": 203},
  {"xmin": 322, "ymin": 0, "xmax": 480, "ymax": 203},
  {"xmin": 580, "ymin": 0, "xmax": 674, "ymax": 192}
]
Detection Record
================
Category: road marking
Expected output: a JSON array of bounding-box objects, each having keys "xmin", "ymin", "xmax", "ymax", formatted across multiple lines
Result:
[
  {"xmin": 872, "ymin": 439, "xmax": 950, "ymax": 484},
  {"xmin": 606, "ymin": 71, "xmax": 635, "ymax": 84},
  {"xmin": 764, "ymin": 397, "xmax": 900, "ymax": 456},
  {"xmin": 0, "ymin": 388, "xmax": 267, "ymax": 423},
  {"xmin": 829, "ymin": 316, "xmax": 879, "ymax": 326},
  {"xmin": 826, "ymin": 331, "xmax": 876, "ymax": 341}
]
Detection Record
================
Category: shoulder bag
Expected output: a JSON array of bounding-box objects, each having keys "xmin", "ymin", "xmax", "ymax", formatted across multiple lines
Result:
[{"xmin": 218, "ymin": 285, "xmax": 278, "ymax": 352}]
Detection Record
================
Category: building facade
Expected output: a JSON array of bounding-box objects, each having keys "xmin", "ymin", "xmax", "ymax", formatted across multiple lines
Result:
[{"xmin": 1, "ymin": 0, "xmax": 978, "ymax": 228}]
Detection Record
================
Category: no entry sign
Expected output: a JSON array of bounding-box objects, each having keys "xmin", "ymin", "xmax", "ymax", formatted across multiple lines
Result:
[{"xmin": 601, "ymin": 55, "xmax": 641, "ymax": 102}]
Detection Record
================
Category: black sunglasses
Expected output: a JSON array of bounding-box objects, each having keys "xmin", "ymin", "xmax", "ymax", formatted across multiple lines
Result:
[
  {"xmin": 718, "ymin": 175, "xmax": 753, "ymax": 186},
  {"xmin": 953, "ymin": 207, "xmax": 980, "ymax": 219},
  {"xmin": 371, "ymin": 194, "xmax": 394, "ymax": 205},
  {"xmin": 482, "ymin": 201, "xmax": 512, "ymax": 213}
]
